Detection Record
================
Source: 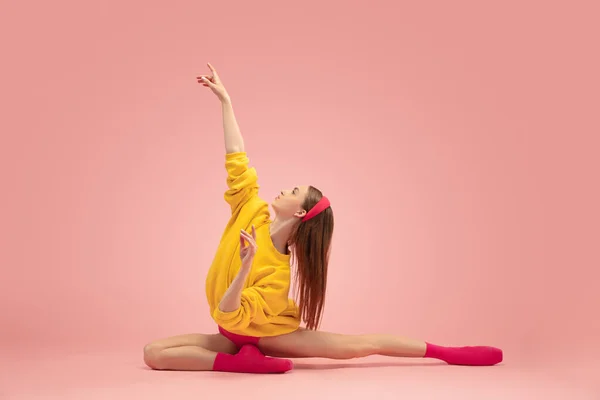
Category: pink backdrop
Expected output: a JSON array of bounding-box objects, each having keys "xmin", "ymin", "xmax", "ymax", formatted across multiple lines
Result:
[{"xmin": 1, "ymin": 1, "xmax": 598, "ymax": 365}]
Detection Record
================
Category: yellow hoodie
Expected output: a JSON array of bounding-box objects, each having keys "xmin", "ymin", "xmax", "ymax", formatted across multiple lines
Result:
[{"xmin": 205, "ymin": 152, "xmax": 300, "ymax": 337}]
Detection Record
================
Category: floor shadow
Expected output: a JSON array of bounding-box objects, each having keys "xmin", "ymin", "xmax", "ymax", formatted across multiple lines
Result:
[
  {"xmin": 138, "ymin": 360, "xmax": 506, "ymax": 372},
  {"xmin": 292, "ymin": 360, "xmax": 447, "ymax": 369},
  {"xmin": 137, "ymin": 360, "xmax": 448, "ymax": 372}
]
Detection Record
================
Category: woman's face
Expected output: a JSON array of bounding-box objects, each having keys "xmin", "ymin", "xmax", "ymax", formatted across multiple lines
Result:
[{"xmin": 271, "ymin": 185, "xmax": 310, "ymax": 218}]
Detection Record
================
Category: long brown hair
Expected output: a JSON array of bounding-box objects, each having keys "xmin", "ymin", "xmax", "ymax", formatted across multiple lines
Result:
[{"xmin": 289, "ymin": 186, "xmax": 334, "ymax": 330}]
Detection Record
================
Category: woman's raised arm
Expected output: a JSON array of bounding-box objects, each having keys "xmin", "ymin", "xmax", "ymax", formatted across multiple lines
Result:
[{"xmin": 197, "ymin": 63, "xmax": 245, "ymax": 154}]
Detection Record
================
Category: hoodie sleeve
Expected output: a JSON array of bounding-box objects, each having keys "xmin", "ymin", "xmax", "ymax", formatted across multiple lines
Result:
[
  {"xmin": 223, "ymin": 152, "xmax": 260, "ymax": 214},
  {"xmin": 212, "ymin": 266, "xmax": 291, "ymax": 332}
]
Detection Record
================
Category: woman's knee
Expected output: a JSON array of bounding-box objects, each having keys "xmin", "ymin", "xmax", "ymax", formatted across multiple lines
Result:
[
  {"xmin": 143, "ymin": 342, "xmax": 165, "ymax": 370},
  {"xmin": 331, "ymin": 335, "xmax": 378, "ymax": 359}
]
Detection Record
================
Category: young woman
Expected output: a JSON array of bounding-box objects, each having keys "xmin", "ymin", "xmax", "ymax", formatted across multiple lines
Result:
[{"xmin": 143, "ymin": 63, "xmax": 503, "ymax": 373}]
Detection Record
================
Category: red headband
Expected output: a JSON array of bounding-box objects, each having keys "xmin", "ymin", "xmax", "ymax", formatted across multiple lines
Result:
[{"xmin": 302, "ymin": 196, "xmax": 330, "ymax": 222}]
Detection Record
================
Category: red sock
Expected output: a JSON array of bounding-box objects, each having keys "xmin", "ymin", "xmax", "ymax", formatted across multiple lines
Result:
[
  {"xmin": 424, "ymin": 343, "xmax": 503, "ymax": 366},
  {"xmin": 212, "ymin": 344, "xmax": 293, "ymax": 374}
]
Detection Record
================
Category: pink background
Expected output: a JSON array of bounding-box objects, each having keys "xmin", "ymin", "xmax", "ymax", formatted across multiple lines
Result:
[{"xmin": 1, "ymin": 1, "xmax": 599, "ymax": 395}]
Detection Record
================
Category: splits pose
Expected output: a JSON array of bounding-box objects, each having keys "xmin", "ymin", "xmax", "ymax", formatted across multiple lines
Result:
[{"xmin": 143, "ymin": 63, "xmax": 503, "ymax": 373}]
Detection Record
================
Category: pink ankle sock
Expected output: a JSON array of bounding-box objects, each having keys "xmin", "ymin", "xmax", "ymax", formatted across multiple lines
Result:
[
  {"xmin": 213, "ymin": 344, "xmax": 293, "ymax": 374},
  {"xmin": 424, "ymin": 343, "xmax": 503, "ymax": 366}
]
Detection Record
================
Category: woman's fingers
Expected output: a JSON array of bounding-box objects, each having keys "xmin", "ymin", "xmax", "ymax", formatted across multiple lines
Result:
[
  {"xmin": 196, "ymin": 63, "xmax": 221, "ymax": 88},
  {"xmin": 207, "ymin": 63, "xmax": 219, "ymax": 78},
  {"xmin": 196, "ymin": 75, "xmax": 215, "ymax": 86},
  {"xmin": 198, "ymin": 76, "xmax": 216, "ymax": 88},
  {"xmin": 240, "ymin": 229, "xmax": 255, "ymax": 245},
  {"xmin": 240, "ymin": 229, "xmax": 257, "ymax": 249}
]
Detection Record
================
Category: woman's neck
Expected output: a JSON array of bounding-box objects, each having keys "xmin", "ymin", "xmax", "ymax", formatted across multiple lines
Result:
[{"xmin": 269, "ymin": 217, "xmax": 296, "ymax": 255}]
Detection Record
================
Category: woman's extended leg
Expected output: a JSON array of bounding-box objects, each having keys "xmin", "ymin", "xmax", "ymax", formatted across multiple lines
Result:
[
  {"xmin": 258, "ymin": 328, "xmax": 426, "ymax": 359},
  {"xmin": 144, "ymin": 333, "xmax": 237, "ymax": 371},
  {"xmin": 258, "ymin": 328, "xmax": 502, "ymax": 366}
]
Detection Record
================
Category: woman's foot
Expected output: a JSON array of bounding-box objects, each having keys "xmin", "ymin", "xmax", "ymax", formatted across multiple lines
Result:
[
  {"xmin": 424, "ymin": 343, "xmax": 503, "ymax": 366},
  {"xmin": 213, "ymin": 344, "xmax": 294, "ymax": 373}
]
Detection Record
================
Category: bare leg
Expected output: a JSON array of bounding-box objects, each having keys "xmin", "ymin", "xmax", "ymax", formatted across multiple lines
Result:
[
  {"xmin": 258, "ymin": 328, "xmax": 503, "ymax": 366},
  {"xmin": 258, "ymin": 328, "xmax": 426, "ymax": 359},
  {"xmin": 143, "ymin": 333, "xmax": 237, "ymax": 371}
]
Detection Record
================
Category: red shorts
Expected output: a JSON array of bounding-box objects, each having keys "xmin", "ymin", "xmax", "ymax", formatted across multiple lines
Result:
[{"xmin": 218, "ymin": 326, "xmax": 260, "ymax": 348}]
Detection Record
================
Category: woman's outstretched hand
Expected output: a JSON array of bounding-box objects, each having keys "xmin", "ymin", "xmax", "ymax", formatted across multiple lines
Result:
[
  {"xmin": 239, "ymin": 225, "xmax": 257, "ymax": 269},
  {"xmin": 197, "ymin": 63, "xmax": 230, "ymax": 103}
]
